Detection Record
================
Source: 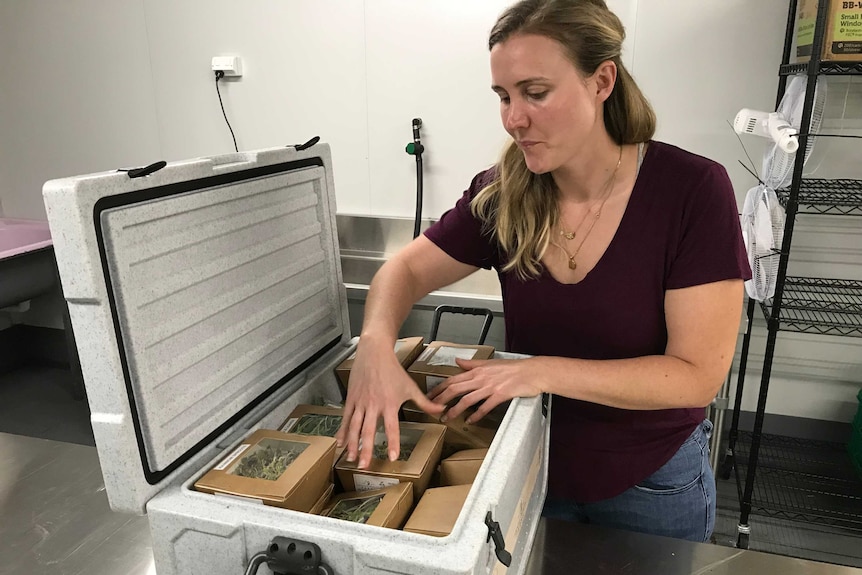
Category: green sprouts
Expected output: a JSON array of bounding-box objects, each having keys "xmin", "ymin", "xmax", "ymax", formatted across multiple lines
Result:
[
  {"xmin": 231, "ymin": 439, "xmax": 308, "ymax": 481},
  {"xmin": 371, "ymin": 428, "xmax": 422, "ymax": 461},
  {"xmin": 327, "ymin": 494, "xmax": 384, "ymax": 523},
  {"xmin": 292, "ymin": 414, "xmax": 342, "ymax": 437}
]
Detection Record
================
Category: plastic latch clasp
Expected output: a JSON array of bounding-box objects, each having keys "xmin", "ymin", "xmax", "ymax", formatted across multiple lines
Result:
[
  {"xmin": 117, "ymin": 161, "xmax": 166, "ymax": 179},
  {"xmin": 484, "ymin": 511, "xmax": 512, "ymax": 568}
]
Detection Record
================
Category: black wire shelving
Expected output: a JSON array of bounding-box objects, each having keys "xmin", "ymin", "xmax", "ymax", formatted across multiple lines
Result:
[
  {"xmin": 780, "ymin": 61, "xmax": 862, "ymax": 76},
  {"xmin": 734, "ymin": 432, "xmax": 862, "ymax": 531},
  {"xmin": 777, "ymin": 179, "xmax": 862, "ymax": 216},
  {"xmin": 759, "ymin": 277, "xmax": 862, "ymax": 337}
]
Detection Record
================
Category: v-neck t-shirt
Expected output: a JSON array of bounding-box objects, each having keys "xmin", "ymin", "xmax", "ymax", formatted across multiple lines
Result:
[{"xmin": 423, "ymin": 140, "xmax": 751, "ymax": 502}]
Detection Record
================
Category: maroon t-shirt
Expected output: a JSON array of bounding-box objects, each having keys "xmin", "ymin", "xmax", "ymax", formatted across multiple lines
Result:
[{"xmin": 424, "ymin": 141, "xmax": 751, "ymax": 502}]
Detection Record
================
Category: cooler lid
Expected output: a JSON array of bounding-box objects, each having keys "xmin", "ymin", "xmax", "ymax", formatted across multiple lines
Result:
[{"xmin": 43, "ymin": 145, "xmax": 349, "ymax": 512}]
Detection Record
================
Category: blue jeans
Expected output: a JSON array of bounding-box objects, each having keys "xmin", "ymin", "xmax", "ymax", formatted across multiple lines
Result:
[{"xmin": 543, "ymin": 419, "xmax": 716, "ymax": 542}]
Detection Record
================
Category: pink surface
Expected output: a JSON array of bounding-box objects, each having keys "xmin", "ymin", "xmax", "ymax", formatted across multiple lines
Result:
[{"xmin": 0, "ymin": 218, "xmax": 53, "ymax": 260}]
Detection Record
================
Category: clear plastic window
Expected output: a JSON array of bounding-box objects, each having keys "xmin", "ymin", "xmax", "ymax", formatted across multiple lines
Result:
[
  {"xmin": 372, "ymin": 428, "xmax": 423, "ymax": 461},
  {"xmin": 292, "ymin": 413, "xmax": 343, "ymax": 437},
  {"xmin": 327, "ymin": 494, "xmax": 384, "ymax": 523},
  {"xmin": 229, "ymin": 438, "xmax": 308, "ymax": 481}
]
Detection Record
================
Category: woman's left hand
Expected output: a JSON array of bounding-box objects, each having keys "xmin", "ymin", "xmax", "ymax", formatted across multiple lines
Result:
[{"xmin": 427, "ymin": 357, "xmax": 544, "ymax": 424}]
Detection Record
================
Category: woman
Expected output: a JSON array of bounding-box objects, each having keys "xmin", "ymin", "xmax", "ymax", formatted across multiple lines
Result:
[{"xmin": 335, "ymin": 0, "xmax": 749, "ymax": 542}]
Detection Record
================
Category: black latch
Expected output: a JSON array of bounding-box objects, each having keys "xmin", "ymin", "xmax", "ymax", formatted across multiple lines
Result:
[
  {"xmin": 485, "ymin": 511, "xmax": 512, "ymax": 568},
  {"xmin": 541, "ymin": 392, "xmax": 549, "ymax": 418},
  {"xmin": 291, "ymin": 136, "xmax": 321, "ymax": 151},
  {"xmin": 117, "ymin": 161, "xmax": 166, "ymax": 179},
  {"xmin": 244, "ymin": 537, "xmax": 335, "ymax": 575}
]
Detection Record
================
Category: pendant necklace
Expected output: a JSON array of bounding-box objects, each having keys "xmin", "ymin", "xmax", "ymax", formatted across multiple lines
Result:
[
  {"xmin": 558, "ymin": 145, "xmax": 623, "ymax": 242},
  {"xmin": 554, "ymin": 145, "xmax": 623, "ymax": 270}
]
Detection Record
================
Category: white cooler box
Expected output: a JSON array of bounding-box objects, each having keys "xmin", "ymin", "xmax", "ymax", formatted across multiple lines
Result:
[{"xmin": 43, "ymin": 144, "xmax": 550, "ymax": 575}]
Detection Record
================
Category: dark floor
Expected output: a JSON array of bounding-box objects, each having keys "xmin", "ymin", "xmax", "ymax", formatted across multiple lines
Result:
[{"xmin": 1, "ymin": 365, "xmax": 861, "ymax": 569}]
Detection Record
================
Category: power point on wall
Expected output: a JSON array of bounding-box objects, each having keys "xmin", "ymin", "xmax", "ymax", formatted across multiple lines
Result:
[{"xmin": 211, "ymin": 56, "xmax": 242, "ymax": 77}]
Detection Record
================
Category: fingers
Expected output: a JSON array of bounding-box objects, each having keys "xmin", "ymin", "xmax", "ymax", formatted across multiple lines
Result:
[
  {"xmin": 357, "ymin": 409, "xmax": 381, "ymax": 469},
  {"xmin": 343, "ymin": 406, "xmax": 365, "ymax": 463},
  {"xmin": 430, "ymin": 359, "xmax": 498, "ymax": 403},
  {"xmin": 454, "ymin": 357, "xmax": 487, "ymax": 369},
  {"xmin": 382, "ymin": 410, "xmax": 402, "ymax": 462},
  {"xmin": 426, "ymin": 375, "xmax": 456, "ymax": 401},
  {"xmin": 334, "ymin": 400, "xmax": 353, "ymax": 448},
  {"xmin": 443, "ymin": 387, "xmax": 492, "ymax": 422},
  {"xmin": 430, "ymin": 372, "xmax": 478, "ymax": 407},
  {"xmin": 465, "ymin": 395, "xmax": 505, "ymax": 425},
  {"xmin": 411, "ymin": 388, "xmax": 447, "ymax": 417}
]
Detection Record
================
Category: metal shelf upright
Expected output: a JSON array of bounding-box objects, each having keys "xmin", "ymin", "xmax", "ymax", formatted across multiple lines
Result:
[{"xmin": 720, "ymin": 0, "xmax": 862, "ymax": 550}]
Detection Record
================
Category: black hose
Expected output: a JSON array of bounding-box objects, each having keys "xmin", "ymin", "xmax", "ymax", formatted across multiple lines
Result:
[
  {"xmin": 413, "ymin": 154, "xmax": 424, "ymax": 239},
  {"xmin": 411, "ymin": 118, "xmax": 424, "ymax": 239}
]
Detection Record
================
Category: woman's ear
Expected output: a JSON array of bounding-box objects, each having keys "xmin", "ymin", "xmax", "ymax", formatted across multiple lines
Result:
[{"xmin": 593, "ymin": 60, "xmax": 618, "ymax": 103}]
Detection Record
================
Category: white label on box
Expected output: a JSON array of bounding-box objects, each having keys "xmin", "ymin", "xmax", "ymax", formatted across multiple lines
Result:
[
  {"xmin": 426, "ymin": 376, "xmax": 447, "ymax": 392},
  {"xmin": 428, "ymin": 346, "xmax": 478, "ymax": 367},
  {"xmin": 280, "ymin": 418, "xmax": 299, "ymax": 432},
  {"xmin": 353, "ymin": 473, "xmax": 400, "ymax": 492},
  {"xmin": 416, "ymin": 346, "xmax": 436, "ymax": 363},
  {"xmin": 214, "ymin": 443, "xmax": 250, "ymax": 471}
]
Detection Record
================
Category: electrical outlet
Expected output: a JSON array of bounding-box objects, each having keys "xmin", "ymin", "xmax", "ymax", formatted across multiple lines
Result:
[{"xmin": 212, "ymin": 56, "xmax": 242, "ymax": 77}]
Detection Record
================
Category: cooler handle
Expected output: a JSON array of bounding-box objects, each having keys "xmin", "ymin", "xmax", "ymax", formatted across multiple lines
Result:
[
  {"xmin": 429, "ymin": 305, "xmax": 494, "ymax": 345},
  {"xmin": 244, "ymin": 537, "xmax": 335, "ymax": 575}
]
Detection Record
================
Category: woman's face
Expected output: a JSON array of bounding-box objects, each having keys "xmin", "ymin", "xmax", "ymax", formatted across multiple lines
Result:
[{"xmin": 490, "ymin": 33, "xmax": 613, "ymax": 174}]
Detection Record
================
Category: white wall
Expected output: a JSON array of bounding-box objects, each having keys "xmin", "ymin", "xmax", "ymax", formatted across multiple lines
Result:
[
  {"xmin": 2, "ymin": 0, "xmax": 784, "ymax": 221},
  {"xmin": 2, "ymin": 0, "xmax": 861, "ymax": 423},
  {"xmin": 0, "ymin": 0, "xmax": 161, "ymax": 218}
]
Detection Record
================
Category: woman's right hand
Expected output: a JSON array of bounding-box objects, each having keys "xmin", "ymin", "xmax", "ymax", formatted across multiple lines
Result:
[{"xmin": 335, "ymin": 336, "xmax": 445, "ymax": 469}]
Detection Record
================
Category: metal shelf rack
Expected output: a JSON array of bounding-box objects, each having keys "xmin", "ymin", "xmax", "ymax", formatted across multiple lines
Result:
[
  {"xmin": 776, "ymin": 179, "xmax": 862, "ymax": 216},
  {"xmin": 759, "ymin": 277, "xmax": 862, "ymax": 337},
  {"xmin": 722, "ymin": 0, "xmax": 862, "ymax": 550},
  {"xmin": 733, "ymin": 432, "xmax": 862, "ymax": 532},
  {"xmin": 780, "ymin": 61, "xmax": 862, "ymax": 76}
]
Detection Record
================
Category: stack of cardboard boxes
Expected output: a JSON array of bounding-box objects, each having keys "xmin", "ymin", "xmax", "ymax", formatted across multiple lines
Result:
[{"xmin": 193, "ymin": 336, "xmax": 503, "ymax": 536}]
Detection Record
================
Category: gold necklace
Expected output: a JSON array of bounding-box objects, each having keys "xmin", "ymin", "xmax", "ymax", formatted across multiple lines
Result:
[
  {"xmin": 554, "ymin": 145, "xmax": 622, "ymax": 270},
  {"xmin": 559, "ymin": 205, "xmax": 593, "ymax": 241},
  {"xmin": 558, "ymin": 145, "xmax": 624, "ymax": 241}
]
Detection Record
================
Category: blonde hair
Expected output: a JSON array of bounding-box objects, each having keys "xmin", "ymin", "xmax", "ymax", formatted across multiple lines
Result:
[{"xmin": 472, "ymin": 0, "xmax": 656, "ymax": 280}]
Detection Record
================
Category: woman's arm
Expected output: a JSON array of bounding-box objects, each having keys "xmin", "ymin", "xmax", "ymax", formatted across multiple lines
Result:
[
  {"xmin": 335, "ymin": 235, "xmax": 479, "ymax": 469},
  {"xmin": 432, "ymin": 278, "xmax": 744, "ymax": 422}
]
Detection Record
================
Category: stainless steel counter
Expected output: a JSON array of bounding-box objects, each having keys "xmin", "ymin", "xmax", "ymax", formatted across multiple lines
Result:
[
  {"xmin": 524, "ymin": 518, "xmax": 862, "ymax": 575},
  {"xmin": 2, "ymin": 431, "xmax": 860, "ymax": 575}
]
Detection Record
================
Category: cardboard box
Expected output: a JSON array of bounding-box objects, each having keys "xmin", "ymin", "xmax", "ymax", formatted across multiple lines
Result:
[
  {"xmin": 407, "ymin": 341, "xmax": 495, "ymax": 393},
  {"xmin": 402, "ymin": 401, "xmax": 504, "ymax": 459},
  {"xmin": 322, "ymin": 482, "xmax": 413, "ymax": 529},
  {"xmin": 335, "ymin": 336, "xmax": 425, "ymax": 388},
  {"xmin": 310, "ymin": 483, "xmax": 335, "ymax": 515},
  {"xmin": 403, "ymin": 484, "xmax": 473, "ymax": 537},
  {"xmin": 193, "ymin": 429, "xmax": 335, "ymax": 512},
  {"xmin": 334, "ymin": 422, "xmax": 445, "ymax": 499},
  {"xmin": 279, "ymin": 404, "xmax": 346, "ymax": 464},
  {"xmin": 440, "ymin": 449, "xmax": 488, "ymax": 486},
  {"xmin": 797, "ymin": 0, "xmax": 862, "ymax": 62}
]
